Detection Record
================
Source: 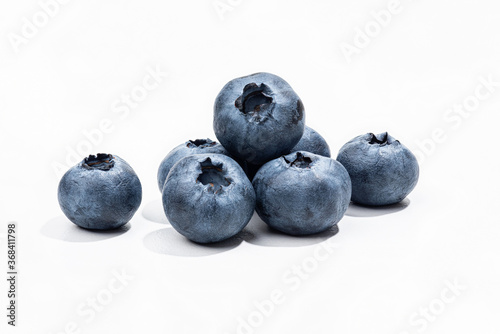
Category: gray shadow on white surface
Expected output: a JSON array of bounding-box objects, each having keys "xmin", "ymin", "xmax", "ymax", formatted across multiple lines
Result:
[
  {"xmin": 143, "ymin": 227, "xmax": 253, "ymax": 257},
  {"xmin": 345, "ymin": 198, "xmax": 411, "ymax": 218},
  {"xmin": 142, "ymin": 199, "xmax": 170, "ymax": 225},
  {"xmin": 41, "ymin": 216, "xmax": 131, "ymax": 242},
  {"xmin": 244, "ymin": 213, "xmax": 339, "ymax": 247}
]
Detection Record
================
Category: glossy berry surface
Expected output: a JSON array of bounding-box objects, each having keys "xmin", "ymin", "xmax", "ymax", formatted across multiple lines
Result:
[
  {"xmin": 213, "ymin": 72, "xmax": 305, "ymax": 165},
  {"xmin": 58, "ymin": 154, "xmax": 142, "ymax": 230},
  {"xmin": 157, "ymin": 138, "xmax": 229, "ymax": 192},
  {"xmin": 162, "ymin": 154, "xmax": 256, "ymax": 243},
  {"xmin": 336, "ymin": 132, "xmax": 419, "ymax": 206},
  {"xmin": 252, "ymin": 151, "xmax": 351, "ymax": 236}
]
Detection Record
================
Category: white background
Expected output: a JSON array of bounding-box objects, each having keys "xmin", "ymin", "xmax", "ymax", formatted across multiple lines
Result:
[{"xmin": 1, "ymin": 0, "xmax": 500, "ymax": 333}]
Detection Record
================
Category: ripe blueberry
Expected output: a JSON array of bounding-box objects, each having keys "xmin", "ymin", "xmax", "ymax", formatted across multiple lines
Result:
[
  {"xmin": 253, "ymin": 151, "xmax": 351, "ymax": 235},
  {"xmin": 213, "ymin": 72, "xmax": 305, "ymax": 165},
  {"xmin": 162, "ymin": 154, "xmax": 256, "ymax": 243},
  {"xmin": 58, "ymin": 154, "xmax": 142, "ymax": 230},
  {"xmin": 336, "ymin": 132, "xmax": 419, "ymax": 206}
]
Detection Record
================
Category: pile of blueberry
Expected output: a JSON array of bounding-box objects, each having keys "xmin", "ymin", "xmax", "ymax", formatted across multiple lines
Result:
[{"xmin": 58, "ymin": 72, "xmax": 419, "ymax": 243}]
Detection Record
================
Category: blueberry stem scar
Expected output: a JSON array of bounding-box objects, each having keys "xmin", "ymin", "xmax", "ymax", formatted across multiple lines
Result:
[
  {"xmin": 187, "ymin": 139, "xmax": 217, "ymax": 148},
  {"xmin": 368, "ymin": 132, "xmax": 389, "ymax": 146},
  {"xmin": 235, "ymin": 83, "xmax": 274, "ymax": 115},
  {"xmin": 83, "ymin": 153, "xmax": 115, "ymax": 171},
  {"xmin": 197, "ymin": 158, "xmax": 232, "ymax": 193},
  {"xmin": 283, "ymin": 152, "xmax": 313, "ymax": 168}
]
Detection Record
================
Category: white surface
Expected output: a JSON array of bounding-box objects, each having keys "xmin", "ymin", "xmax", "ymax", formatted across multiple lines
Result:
[{"xmin": 1, "ymin": 0, "xmax": 500, "ymax": 333}]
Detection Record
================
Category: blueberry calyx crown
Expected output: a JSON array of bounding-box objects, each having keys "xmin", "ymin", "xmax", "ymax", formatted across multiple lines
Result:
[
  {"xmin": 284, "ymin": 152, "xmax": 313, "ymax": 169},
  {"xmin": 196, "ymin": 158, "xmax": 232, "ymax": 194},
  {"xmin": 368, "ymin": 132, "xmax": 390, "ymax": 146},
  {"xmin": 235, "ymin": 83, "xmax": 274, "ymax": 122},
  {"xmin": 83, "ymin": 153, "xmax": 115, "ymax": 171},
  {"xmin": 187, "ymin": 139, "xmax": 217, "ymax": 149}
]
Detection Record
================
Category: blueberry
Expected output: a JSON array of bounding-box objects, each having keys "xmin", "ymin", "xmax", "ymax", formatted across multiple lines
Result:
[
  {"xmin": 58, "ymin": 154, "xmax": 142, "ymax": 230},
  {"xmin": 336, "ymin": 132, "xmax": 419, "ymax": 206},
  {"xmin": 157, "ymin": 138, "xmax": 229, "ymax": 192},
  {"xmin": 213, "ymin": 72, "xmax": 305, "ymax": 165},
  {"xmin": 162, "ymin": 154, "xmax": 256, "ymax": 243},
  {"xmin": 252, "ymin": 151, "xmax": 352, "ymax": 236},
  {"xmin": 289, "ymin": 126, "xmax": 331, "ymax": 157}
]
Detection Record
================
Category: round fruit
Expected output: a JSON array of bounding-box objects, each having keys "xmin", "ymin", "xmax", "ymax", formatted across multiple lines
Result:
[
  {"xmin": 58, "ymin": 154, "xmax": 142, "ymax": 230},
  {"xmin": 336, "ymin": 132, "xmax": 419, "ymax": 206},
  {"xmin": 162, "ymin": 154, "xmax": 255, "ymax": 243},
  {"xmin": 253, "ymin": 151, "xmax": 351, "ymax": 235},
  {"xmin": 213, "ymin": 72, "xmax": 305, "ymax": 165}
]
